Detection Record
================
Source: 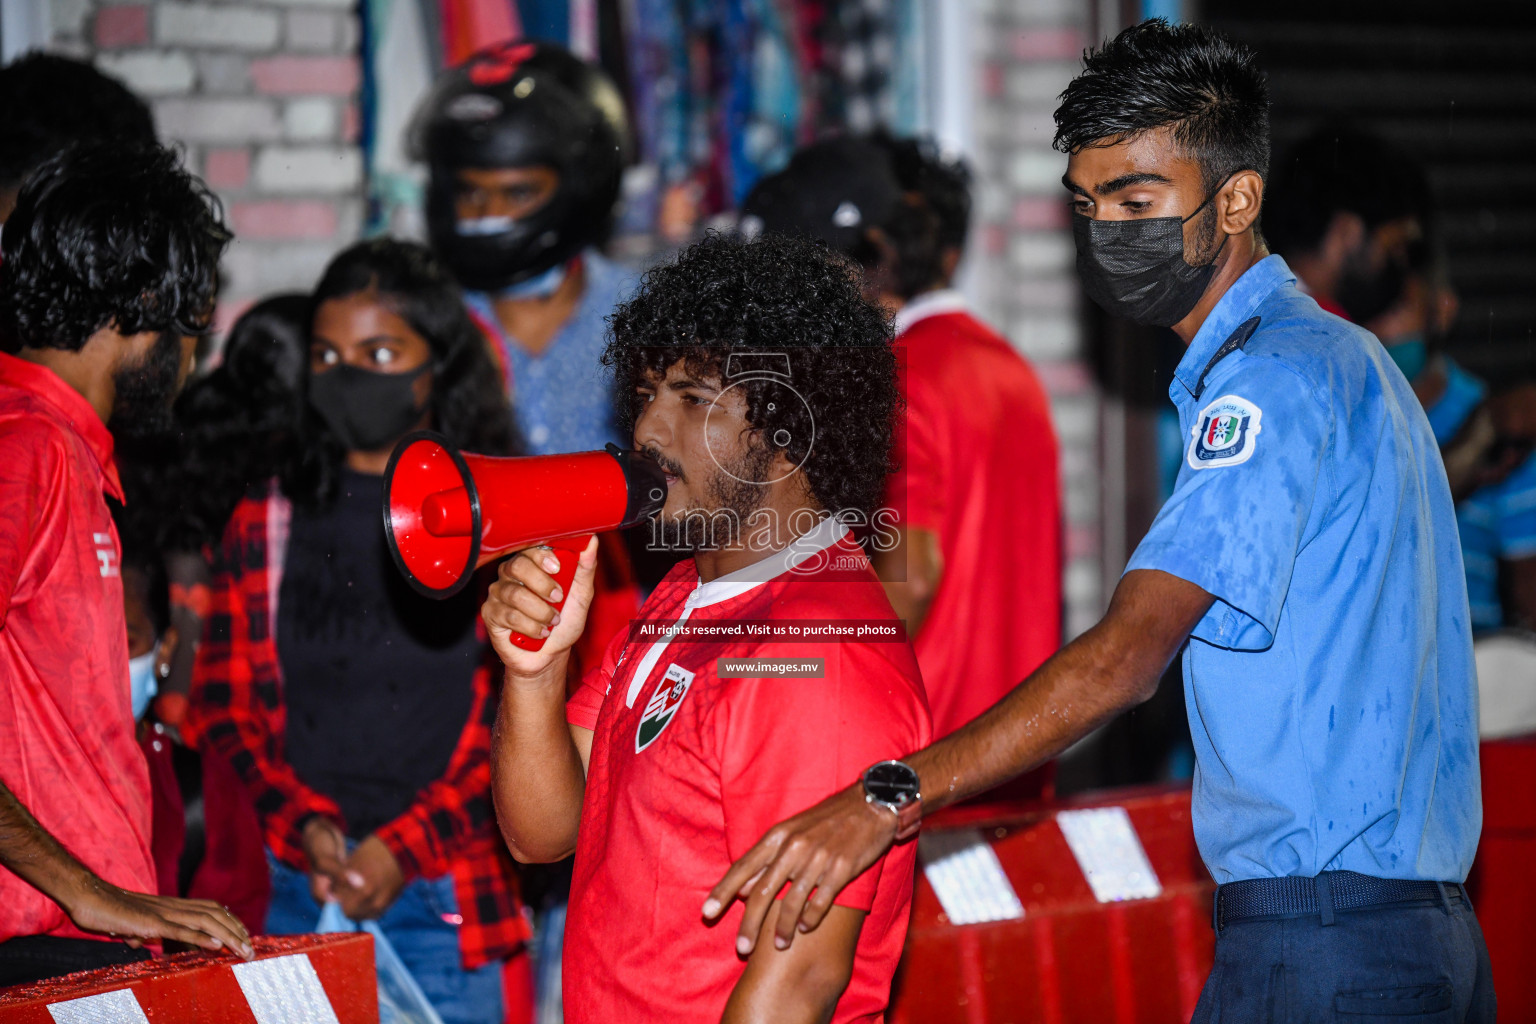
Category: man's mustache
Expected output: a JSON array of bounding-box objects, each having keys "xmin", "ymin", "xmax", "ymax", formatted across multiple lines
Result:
[{"xmin": 639, "ymin": 444, "xmax": 686, "ymax": 483}]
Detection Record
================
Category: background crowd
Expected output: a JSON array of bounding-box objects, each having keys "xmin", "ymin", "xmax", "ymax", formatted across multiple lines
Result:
[{"xmin": 0, "ymin": 3, "xmax": 1532, "ymax": 1023}]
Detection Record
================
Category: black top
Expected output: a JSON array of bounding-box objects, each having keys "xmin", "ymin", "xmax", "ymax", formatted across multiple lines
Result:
[{"xmin": 279, "ymin": 469, "xmax": 481, "ymax": 838}]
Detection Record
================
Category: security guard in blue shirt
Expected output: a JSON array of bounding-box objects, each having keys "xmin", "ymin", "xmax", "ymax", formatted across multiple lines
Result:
[{"xmin": 703, "ymin": 19, "xmax": 1494, "ymax": 1021}]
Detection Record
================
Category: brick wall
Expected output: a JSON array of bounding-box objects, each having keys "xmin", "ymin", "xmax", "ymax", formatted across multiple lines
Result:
[
  {"xmin": 44, "ymin": 0, "xmax": 1110, "ymax": 637},
  {"xmin": 966, "ymin": 0, "xmax": 1104, "ymax": 638},
  {"xmin": 49, "ymin": 0, "xmax": 365, "ymax": 331}
]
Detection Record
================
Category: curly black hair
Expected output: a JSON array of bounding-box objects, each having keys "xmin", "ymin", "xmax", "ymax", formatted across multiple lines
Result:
[
  {"xmin": 0, "ymin": 141, "xmax": 230, "ymax": 353},
  {"xmin": 604, "ymin": 232, "xmax": 898, "ymax": 519},
  {"xmin": 287, "ymin": 238, "xmax": 518, "ymax": 506},
  {"xmin": 1053, "ymin": 19, "xmax": 1270, "ymax": 195},
  {"xmin": 0, "ymin": 53, "xmax": 156, "ymax": 195}
]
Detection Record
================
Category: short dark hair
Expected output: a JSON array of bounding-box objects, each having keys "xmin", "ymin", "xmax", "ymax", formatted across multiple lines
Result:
[
  {"xmin": 875, "ymin": 131, "xmax": 974, "ymax": 253},
  {"xmin": 604, "ymin": 232, "xmax": 898, "ymax": 519},
  {"xmin": 0, "ymin": 142, "xmax": 230, "ymax": 353},
  {"xmin": 1053, "ymin": 19, "xmax": 1270, "ymax": 193},
  {"xmin": 0, "ymin": 53, "xmax": 156, "ymax": 194},
  {"xmin": 1264, "ymin": 124, "xmax": 1430, "ymax": 259}
]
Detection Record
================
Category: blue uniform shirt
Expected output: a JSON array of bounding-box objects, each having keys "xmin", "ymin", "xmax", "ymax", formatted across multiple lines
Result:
[
  {"xmin": 466, "ymin": 250, "xmax": 637, "ymax": 455},
  {"xmin": 1126, "ymin": 255, "xmax": 1480, "ymax": 884}
]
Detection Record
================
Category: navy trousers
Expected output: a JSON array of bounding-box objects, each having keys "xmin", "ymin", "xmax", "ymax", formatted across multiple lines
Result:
[{"xmin": 1194, "ymin": 893, "xmax": 1496, "ymax": 1023}]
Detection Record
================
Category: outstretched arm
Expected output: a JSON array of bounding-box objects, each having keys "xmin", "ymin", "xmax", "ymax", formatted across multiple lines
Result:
[
  {"xmin": 0, "ymin": 778, "xmax": 253, "ymax": 958},
  {"xmin": 706, "ymin": 568, "xmax": 1214, "ymax": 952}
]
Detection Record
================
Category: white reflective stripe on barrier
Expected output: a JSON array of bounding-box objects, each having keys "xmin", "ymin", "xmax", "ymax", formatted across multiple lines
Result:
[
  {"xmin": 47, "ymin": 989, "xmax": 151, "ymax": 1024},
  {"xmin": 919, "ymin": 827, "xmax": 1026, "ymax": 925},
  {"xmin": 233, "ymin": 953, "xmax": 341, "ymax": 1024},
  {"xmin": 1057, "ymin": 806, "xmax": 1163, "ymax": 902}
]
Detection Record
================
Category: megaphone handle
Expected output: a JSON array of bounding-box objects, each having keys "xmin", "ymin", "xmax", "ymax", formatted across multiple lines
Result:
[{"xmin": 509, "ymin": 535, "xmax": 593, "ymax": 653}]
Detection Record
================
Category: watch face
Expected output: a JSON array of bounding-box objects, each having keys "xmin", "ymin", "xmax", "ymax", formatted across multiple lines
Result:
[{"xmin": 864, "ymin": 760, "xmax": 920, "ymax": 805}]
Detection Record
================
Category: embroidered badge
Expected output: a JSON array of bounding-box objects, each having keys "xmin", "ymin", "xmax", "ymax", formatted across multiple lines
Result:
[
  {"xmin": 636, "ymin": 662, "xmax": 695, "ymax": 752},
  {"xmin": 1187, "ymin": 394, "xmax": 1263, "ymax": 470}
]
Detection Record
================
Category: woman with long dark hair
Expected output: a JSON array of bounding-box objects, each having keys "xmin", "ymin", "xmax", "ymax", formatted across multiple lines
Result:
[{"xmin": 190, "ymin": 239, "xmax": 530, "ymax": 1024}]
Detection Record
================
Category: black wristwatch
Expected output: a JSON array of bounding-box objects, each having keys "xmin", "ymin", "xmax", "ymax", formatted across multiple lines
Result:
[{"xmin": 861, "ymin": 760, "xmax": 922, "ymax": 841}]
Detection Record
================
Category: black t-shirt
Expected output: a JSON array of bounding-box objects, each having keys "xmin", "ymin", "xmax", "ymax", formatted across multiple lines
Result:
[{"xmin": 279, "ymin": 470, "xmax": 480, "ymax": 838}]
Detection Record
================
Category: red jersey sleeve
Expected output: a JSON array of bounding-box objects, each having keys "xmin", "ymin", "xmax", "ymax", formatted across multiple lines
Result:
[
  {"xmin": 716, "ymin": 641, "xmax": 928, "ymax": 911},
  {"xmin": 888, "ymin": 358, "xmax": 945, "ymax": 532},
  {"xmin": 0, "ymin": 420, "xmax": 67, "ymax": 628},
  {"xmin": 566, "ymin": 624, "xmax": 629, "ymax": 732}
]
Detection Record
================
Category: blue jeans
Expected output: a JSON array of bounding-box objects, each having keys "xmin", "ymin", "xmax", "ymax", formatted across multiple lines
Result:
[
  {"xmin": 267, "ymin": 853, "xmax": 504, "ymax": 1024},
  {"xmin": 1195, "ymin": 891, "xmax": 1495, "ymax": 1022}
]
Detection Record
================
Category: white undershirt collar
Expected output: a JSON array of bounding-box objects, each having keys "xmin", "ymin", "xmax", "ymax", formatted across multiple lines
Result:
[
  {"xmin": 623, "ymin": 515, "xmax": 851, "ymax": 707},
  {"xmin": 894, "ymin": 288, "xmax": 968, "ymax": 336}
]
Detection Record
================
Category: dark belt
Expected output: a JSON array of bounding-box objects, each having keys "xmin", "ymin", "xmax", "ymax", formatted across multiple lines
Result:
[{"xmin": 1214, "ymin": 870, "xmax": 1468, "ymax": 932}]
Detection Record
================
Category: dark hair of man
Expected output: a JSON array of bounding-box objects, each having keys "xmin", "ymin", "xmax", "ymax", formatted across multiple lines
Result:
[
  {"xmin": 116, "ymin": 295, "xmax": 312, "ymax": 554},
  {"xmin": 605, "ymin": 232, "xmax": 899, "ymax": 520},
  {"xmin": 0, "ymin": 53, "xmax": 156, "ymax": 193},
  {"xmin": 1263, "ymin": 124, "xmax": 1430, "ymax": 259},
  {"xmin": 0, "ymin": 142, "xmax": 230, "ymax": 353},
  {"xmin": 1052, "ymin": 18, "xmax": 1270, "ymax": 196},
  {"xmin": 287, "ymin": 238, "xmax": 518, "ymax": 507},
  {"xmin": 874, "ymin": 131, "xmax": 974, "ymax": 253}
]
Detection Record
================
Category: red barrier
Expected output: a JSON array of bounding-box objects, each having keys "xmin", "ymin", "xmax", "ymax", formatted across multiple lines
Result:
[
  {"xmin": 1467, "ymin": 735, "xmax": 1536, "ymax": 1020},
  {"xmin": 0, "ymin": 934, "xmax": 377, "ymax": 1023},
  {"xmin": 891, "ymin": 784, "xmax": 1214, "ymax": 1024}
]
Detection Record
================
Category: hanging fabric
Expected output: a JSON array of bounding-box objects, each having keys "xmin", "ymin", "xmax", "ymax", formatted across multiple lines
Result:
[
  {"xmin": 439, "ymin": 0, "xmax": 522, "ymax": 65},
  {"xmin": 827, "ymin": 0, "xmax": 896, "ymax": 132},
  {"xmin": 360, "ymin": 0, "xmax": 438, "ymax": 235},
  {"xmin": 516, "ymin": 0, "xmax": 569, "ymax": 44}
]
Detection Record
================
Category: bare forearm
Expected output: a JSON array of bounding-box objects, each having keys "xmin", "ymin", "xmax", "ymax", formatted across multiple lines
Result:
[
  {"xmin": 722, "ymin": 903, "xmax": 860, "ymax": 1024},
  {"xmin": 909, "ymin": 569, "xmax": 1212, "ymax": 814},
  {"xmin": 0, "ymin": 779, "xmax": 93, "ymax": 911},
  {"xmin": 491, "ymin": 667, "xmax": 586, "ymax": 863}
]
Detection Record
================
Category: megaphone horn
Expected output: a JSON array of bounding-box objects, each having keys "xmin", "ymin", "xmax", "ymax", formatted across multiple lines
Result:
[{"xmin": 382, "ymin": 430, "xmax": 667, "ymax": 651}]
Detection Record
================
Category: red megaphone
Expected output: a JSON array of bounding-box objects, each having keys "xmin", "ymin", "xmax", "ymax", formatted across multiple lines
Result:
[{"xmin": 382, "ymin": 430, "xmax": 667, "ymax": 650}]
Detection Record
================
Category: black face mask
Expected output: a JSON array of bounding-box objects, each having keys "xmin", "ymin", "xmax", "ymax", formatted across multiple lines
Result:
[
  {"xmin": 309, "ymin": 363, "xmax": 430, "ymax": 453},
  {"xmin": 1335, "ymin": 246, "xmax": 1408, "ymax": 325},
  {"xmin": 1072, "ymin": 185, "xmax": 1227, "ymax": 328}
]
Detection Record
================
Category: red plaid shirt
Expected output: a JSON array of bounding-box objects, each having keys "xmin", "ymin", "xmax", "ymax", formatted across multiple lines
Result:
[{"xmin": 187, "ymin": 489, "xmax": 529, "ymax": 969}]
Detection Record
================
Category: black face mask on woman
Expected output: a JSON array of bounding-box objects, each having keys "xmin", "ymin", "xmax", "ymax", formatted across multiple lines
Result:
[
  {"xmin": 1072, "ymin": 181, "xmax": 1229, "ymax": 328},
  {"xmin": 309, "ymin": 363, "xmax": 430, "ymax": 452}
]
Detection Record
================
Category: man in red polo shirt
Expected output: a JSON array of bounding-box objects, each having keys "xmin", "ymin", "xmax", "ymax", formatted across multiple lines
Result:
[
  {"xmin": 0, "ymin": 142, "xmax": 252, "ymax": 986},
  {"xmin": 744, "ymin": 137, "xmax": 1062, "ymax": 745},
  {"xmin": 484, "ymin": 234, "xmax": 929, "ymax": 1022}
]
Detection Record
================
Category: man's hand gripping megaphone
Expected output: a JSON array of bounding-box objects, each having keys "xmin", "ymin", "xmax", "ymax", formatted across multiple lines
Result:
[{"xmin": 482, "ymin": 536, "xmax": 600, "ymax": 683}]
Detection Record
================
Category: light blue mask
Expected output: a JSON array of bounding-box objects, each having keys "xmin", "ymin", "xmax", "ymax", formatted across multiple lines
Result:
[
  {"xmin": 1384, "ymin": 335, "xmax": 1428, "ymax": 382},
  {"xmin": 128, "ymin": 647, "xmax": 158, "ymax": 721},
  {"xmin": 498, "ymin": 260, "xmax": 568, "ymax": 301}
]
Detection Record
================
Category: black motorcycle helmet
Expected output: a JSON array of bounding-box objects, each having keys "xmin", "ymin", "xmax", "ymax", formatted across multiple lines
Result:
[{"xmin": 409, "ymin": 41, "xmax": 630, "ymax": 292}]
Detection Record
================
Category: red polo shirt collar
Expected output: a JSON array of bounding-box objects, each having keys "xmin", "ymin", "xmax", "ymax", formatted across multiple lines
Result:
[{"xmin": 0, "ymin": 351, "xmax": 123, "ymax": 501}]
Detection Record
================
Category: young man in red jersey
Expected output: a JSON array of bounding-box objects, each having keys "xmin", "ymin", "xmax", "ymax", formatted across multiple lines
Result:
[
  {"xmin": 0, "ymin": 142, "xmax": 251, "ymax": 985},
  {"xmin": 485, "ymin": 233, "xmax": 930, "ymax": 1023},
  {"xmin": 744, "ymin": 137, "xmax": 1062, "ymax": 747}
]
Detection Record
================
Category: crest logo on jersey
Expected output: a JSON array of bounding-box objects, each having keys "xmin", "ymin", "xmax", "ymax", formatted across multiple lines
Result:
[
  {"xmin": 1188, "ymin": 394, "xmax": 1263, "ymax": 470},
  {"xmin": 636, "ymin": 662, "xmax": 695, "ymax": 752}
]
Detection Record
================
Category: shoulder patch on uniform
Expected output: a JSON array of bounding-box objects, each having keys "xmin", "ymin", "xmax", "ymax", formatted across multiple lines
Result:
[
  {"xmin": 636, "ymin": 662, "xmax": 695, "ymax": 752},
  {"xmin": 1187, "ymin": 394, "xmax": 1263, "ymax": 470}
]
